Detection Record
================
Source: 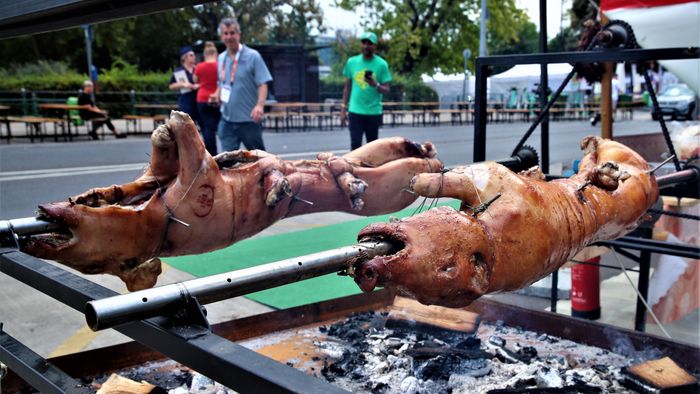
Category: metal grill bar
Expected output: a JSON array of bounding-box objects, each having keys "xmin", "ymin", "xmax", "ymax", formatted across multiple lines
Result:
[
  {"xmin": 0, "ymin": 248, "xmax": 349, "ymax": 394},
  {"xmin": 0, "ymin": 328, "xmax": 93, "ymax": 394}
]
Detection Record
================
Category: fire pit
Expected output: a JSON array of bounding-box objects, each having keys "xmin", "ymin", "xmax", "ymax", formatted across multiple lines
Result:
[
  {"xmin": 3, "ymin": 291, "xmax": 698, "ymax": 393},
  {"xmin": 238, "ymin": 308, "xmax": 639, "ymax": 393}
]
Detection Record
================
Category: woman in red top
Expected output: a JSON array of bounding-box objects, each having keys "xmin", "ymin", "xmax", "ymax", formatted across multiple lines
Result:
[{"xmin": 194, "ymin": 41, "xmax": 221, "ymax": 155}]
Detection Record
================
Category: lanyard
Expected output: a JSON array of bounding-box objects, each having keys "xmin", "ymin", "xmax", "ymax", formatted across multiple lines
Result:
[{"xmin": 220, "ymin": 49, "xmax": 241, "ymax": 85}]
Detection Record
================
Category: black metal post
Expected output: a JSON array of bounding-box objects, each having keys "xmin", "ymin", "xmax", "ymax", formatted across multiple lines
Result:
[
  {"xmin": 473, "ymin": 61, "xmax": 489, "ymax": 162},
  {"xmin": 634, "ymin": 227, "xmax": 652, "ymax": 332},
  {"xmin": 539, "ymin": 0, "xmax": 549, "ymax": 175},
  {"xmin": 538, "ymin": 0, "xmax": 556, "ymax": 312}
]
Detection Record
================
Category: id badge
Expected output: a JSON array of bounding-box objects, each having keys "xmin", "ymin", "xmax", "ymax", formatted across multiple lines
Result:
[{"xmin": 220, "ymin": 85, "xmax": 231, "ymax": 104}]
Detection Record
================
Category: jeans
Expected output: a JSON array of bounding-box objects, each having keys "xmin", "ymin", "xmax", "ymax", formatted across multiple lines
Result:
[
  {"xmin": 197, "ymin": 102, "xmax": 221, "ymax": 155},
  {"xmin": 217, "ymin": 119, "xmax": 266, "ymax": 152},
  {"xmin": 348, "ymin": 113, "xmax": 382, "ymax": 150}
]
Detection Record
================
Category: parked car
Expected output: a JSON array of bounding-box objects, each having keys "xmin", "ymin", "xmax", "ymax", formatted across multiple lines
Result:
[{"xmin": 652, "ymin": 83, "xmax": 697, "ymax": 120}]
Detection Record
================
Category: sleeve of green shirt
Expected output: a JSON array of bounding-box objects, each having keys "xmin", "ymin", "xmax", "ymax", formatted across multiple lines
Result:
[{"xmin": 379, "ymin": 60, "xmax": 392, "ymax": 84}]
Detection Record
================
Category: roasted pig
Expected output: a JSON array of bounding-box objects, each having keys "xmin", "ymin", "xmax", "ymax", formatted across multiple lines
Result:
[
  {"xmin": 23, "ymin": 111, "xmax": 442, "ymax": 290},
  {"xmin": 352, "ymin": 136, "xmax": 659, "ymax": 307}
]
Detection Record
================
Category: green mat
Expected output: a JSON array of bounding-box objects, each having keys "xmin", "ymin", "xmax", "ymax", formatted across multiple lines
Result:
[{"xmin": 164, "ymin": 200, "xmax": 460, "ymax": 309}]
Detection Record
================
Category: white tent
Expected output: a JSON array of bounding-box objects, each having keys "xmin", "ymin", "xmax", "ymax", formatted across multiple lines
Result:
[
  {"xmin": 421, "ymin": 64, "xmax": 574, "ymax": 106},
  {"xmin": 421, "ymin": 72, "xmax": 478, "ymax": 107},
  {"xmin": 604, "ymin": 0, "xmax": 700, "ymax": 94},
  {"xmin": 489, "ymin": 63, "xmax": 573, "ymax": 96}
]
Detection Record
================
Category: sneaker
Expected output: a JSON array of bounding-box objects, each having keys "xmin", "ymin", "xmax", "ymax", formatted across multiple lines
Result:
[
  {"xmin": 116, "ymin": 134, "xmax": 127, "ymax": 139},
  {"xmin": 90, "ymin": 132, "xmax": 99, "ymax": 140}
]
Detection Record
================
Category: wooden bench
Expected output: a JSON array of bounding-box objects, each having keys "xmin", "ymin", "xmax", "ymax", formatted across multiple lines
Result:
[
  {"xmin": 7, "ymin": 116, "xmax": 65, "ymax": 142},
  {"xmin": 300, "ymin": 104, "xmax": 333, "ymax": 131},
  {"xmin": 263, "ymin": 111, "xmax": 288, "ymax": 132},
  {"xmin": 122, "ymin": 114, "xmax": 166, "ymax": 134},
  {"xmin": 383, "ymin": 110, "xmax": 407, "ymax": 127},
  {"xmin": 426, "ymin": 109, "xmax": 465, "ymax": 125}
]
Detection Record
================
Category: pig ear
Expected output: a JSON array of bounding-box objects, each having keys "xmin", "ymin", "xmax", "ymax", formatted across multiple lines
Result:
[
  {"xmin": 148, "ymin": 123, "xmax": 179, "ymax": 181},
  {"xmin": 410, "ymin": 171, "xmax": 482, "ymax": 206},
  {"xmin": 167, "ymin": 111, "xmax": 218, "ymax": 186},
  {"xmin": 114, "ymin": 258, "xmax": 162, "ymax": 291}
]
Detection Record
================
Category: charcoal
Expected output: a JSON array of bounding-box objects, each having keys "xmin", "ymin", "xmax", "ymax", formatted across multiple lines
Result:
[
  {"xmin": 537, "ymin": 333, "xmax": 560, "ymax": 343},
  {"xmin": 455, "ymin": 358, "xmax": 492, "ymax": 378},
  {"xmin": 414, "ymin": 354, "xmax": 465, "ymax": 381},
  {"xmin": 415, "ymin": 338, "xmax": 445, "ymax": 349},
  {"xmin": 456, "ymin": 336, "xmax": 481, "ymax": 349},
  {"xmin": 514, "ymin": 345, "xmax": 538, "ymax": 364},
  {"xmin": 370, "ymin": 381, "xmax": 390, "ymax": 393},
  {"xmin": 489, "ymin": 335, "xmax": 507, "ymax": 347},
  {"xmin": 313, "ymin": 311, "xmax": 632, "ymax": 393}
]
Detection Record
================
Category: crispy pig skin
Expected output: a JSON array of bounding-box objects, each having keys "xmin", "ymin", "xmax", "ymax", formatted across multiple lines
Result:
[
  {"xmin": 354, "ymin": 136, "xmax": 659, "ymax": 307},
  {"xmin": 23, "ymin": 111, "xmax": 442, "ymax": 291}
]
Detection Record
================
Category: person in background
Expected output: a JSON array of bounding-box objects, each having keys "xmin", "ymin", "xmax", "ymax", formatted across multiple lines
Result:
[
  {"xmin": 169, "ymin": 46, "xmax": 200, "ymax": 126},
  {"xmin": 214, "ymin": 18, "xmax": 272, "ymax": 151},
  {"xmin": 78, "ymin": 80, "xmax": 125, "ymax": 140},
  {"xmin": 590, "ymin": 73, "xmax": 621, "ymax": 126},
  {"xmin": 194, "ymin": 41, "xmax": 221, "ymax": 155},
  {"xmin": 340, "ymin": 31, "xmax": 391, "ymax": 150},
  {"xmin": 611, "ymin": 72, "xmax": 620, "ymax": 117}
]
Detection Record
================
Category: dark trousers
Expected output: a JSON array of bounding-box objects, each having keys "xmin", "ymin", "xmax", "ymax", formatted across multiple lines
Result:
[
  {"xmin": 217, "ymin": 119, "xmax": 266, "ymax": 152},
  {"xmin": 81, "ymin": 111, "xmax": 115, "ymax": 134},
  {"xmin": 348, "ymin": 112, "xmax": 382, "ymax": 150},
  {"xmin": 197, "ymin": 102, "xmax": 221, "ymax": 155}
]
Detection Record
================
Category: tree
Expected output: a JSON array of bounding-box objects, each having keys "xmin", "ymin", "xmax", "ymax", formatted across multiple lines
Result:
[
  {"xmin": 334, "ymin": 0, "xmax": 530, "ymax": 76},
  {"xmin": 268, "ymin": 1, "xmax": 326, "ymax": 45},
  {"xmin": 0, "ymin": 0, "xmax": 326, "ymax": 75}
]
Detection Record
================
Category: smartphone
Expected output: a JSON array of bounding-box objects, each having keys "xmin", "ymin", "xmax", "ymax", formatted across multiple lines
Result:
[{"xmin": 365, "ymin": 70, "xmax": 373, "ymax": 79}]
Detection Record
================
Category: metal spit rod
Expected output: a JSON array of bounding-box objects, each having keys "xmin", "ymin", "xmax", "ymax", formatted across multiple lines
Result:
[
  {"xmin": 85, "ymin": 241, "xmax": 392, "ymax": 331},
  {"xmin": 0, "ymin": 217, "xmax": 59, "ymax": 238},
  {"xmin": 2, "ymin": 167, "xmax": 695, "ymax": 240}
]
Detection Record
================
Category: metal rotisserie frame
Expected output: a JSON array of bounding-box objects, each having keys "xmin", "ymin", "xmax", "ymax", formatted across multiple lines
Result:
[
  {"xmin": 472, "ymin": 46, "xmax": 700, "ymax": 332},
  {"xmin": 2, "ymin": 247, "xmax": 698, "ymax": 393}
]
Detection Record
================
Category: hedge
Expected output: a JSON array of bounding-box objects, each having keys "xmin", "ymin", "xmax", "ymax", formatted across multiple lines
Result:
[{"xmin": 0, "ymin": 60, "xmax": 170, "ymax": 91}]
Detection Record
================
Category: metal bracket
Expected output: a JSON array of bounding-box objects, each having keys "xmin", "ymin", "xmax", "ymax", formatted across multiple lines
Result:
[{"xmin": 154, "ymin": 295, "xmax": 211, "ymax": 340}]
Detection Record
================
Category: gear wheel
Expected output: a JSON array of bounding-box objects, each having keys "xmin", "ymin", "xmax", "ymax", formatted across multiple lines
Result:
[
  {"xmin": 513, "ymin": 145, "xmax": 540, "ymax": 172},
  {"xmin": 574, "ymin": 19, "xmax": 641, "ymax": 83},
  {"xmin": 596, "ymin": 20, "xmax": 639, "ymax": 50}
]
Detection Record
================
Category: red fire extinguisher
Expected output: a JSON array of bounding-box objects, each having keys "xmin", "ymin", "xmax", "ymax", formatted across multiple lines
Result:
[{"xmin": 571, "ymin": 257, "xmax": 601, "ymax": 320}]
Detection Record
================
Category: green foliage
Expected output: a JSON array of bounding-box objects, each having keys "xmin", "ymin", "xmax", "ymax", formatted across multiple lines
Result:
[
  {"xmin": 335, "ymin": 0, "xmax": 527, "ymax": 76},
  {"xmin": 98, "ymin": 60, "xmax": 170, "ymax": 91},
  {"xmin": 0, "ymin": 61, "xmax": 84, "ymax": 90},
  {"xmin": 0, "ymin": 1, "xmax": 325, "ymax": 74},
  {"xmin": 0, "ymin": 60, "xmax": 170, "ymax": 91},
  {"xmin": 548, "ymin": 27, "xmax": 579, "ymax": 53}
]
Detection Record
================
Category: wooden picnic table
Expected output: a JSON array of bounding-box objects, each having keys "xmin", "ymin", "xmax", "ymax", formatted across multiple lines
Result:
[
  {"xmin": 265, "ymin": 102, "xmax": 339, "ymax": 131},
  {"xmin": 8, "ymin": 115, "xmax": 66, "ymax": 142},
  {"xmin": 135, "ymin": 103, "xmax": 179, "ymax": 112},
  {"xmin": 38, "ymin": 103, "xmax": 91, "ymax": 140}
]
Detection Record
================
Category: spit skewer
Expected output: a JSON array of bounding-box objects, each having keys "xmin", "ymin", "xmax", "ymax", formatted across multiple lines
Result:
[{"xmin": 84, "ymin": 241, "xmax": 392, "ymax": 331}]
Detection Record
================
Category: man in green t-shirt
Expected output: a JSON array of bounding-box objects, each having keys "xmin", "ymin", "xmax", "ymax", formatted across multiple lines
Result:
[{"xmin": 341, "ymin": 31, "xmax": 392, "ymax": 150}]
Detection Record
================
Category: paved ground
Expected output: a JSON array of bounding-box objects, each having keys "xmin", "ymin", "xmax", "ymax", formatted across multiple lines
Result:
[{"xmin": 0, "ymin": 112, "xmax": 697, "ymax": 361}]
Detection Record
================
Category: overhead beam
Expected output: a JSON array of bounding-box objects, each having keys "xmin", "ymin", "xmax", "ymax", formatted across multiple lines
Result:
[{"xmin": 0, "ymin": 0, "xmax": 212, "ymax": 39}]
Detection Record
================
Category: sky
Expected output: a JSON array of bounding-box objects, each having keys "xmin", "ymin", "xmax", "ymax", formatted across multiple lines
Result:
[{"xmin": 319, "ymin": 0, "xmax": 570, "ymax": 40}]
